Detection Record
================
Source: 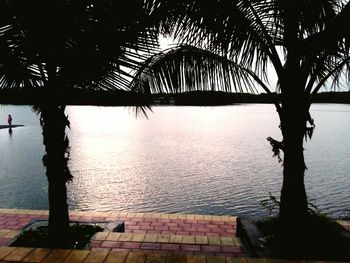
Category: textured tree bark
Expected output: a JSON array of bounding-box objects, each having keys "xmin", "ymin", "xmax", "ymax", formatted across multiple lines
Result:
[
  {"xmin": 278, "ymin": 66, "xmax": 309, "ymax": 241},
  {"xmin": 40, "ymin": 103, "xmax": 71, "ymax": 246}
]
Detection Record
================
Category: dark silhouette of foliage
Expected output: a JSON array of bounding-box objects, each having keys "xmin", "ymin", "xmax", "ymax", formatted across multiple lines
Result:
[
  {"xmin": 0, "ymin": 0, "xmax": 161, "ymax": 245},
  {"xmin": 133, "ymin": 0, "xmax": 350, "ymax": 245}
]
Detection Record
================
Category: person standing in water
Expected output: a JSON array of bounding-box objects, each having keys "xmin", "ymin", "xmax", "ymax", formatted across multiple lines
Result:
[{"xmin": 8, "ymin": 114, "xmax": 12, "ymax": 127}]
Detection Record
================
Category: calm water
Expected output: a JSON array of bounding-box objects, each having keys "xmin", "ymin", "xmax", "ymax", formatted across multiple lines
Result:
[{"xmin": 0, "ymin": 104, "xmax": 349, "ymax": 218}]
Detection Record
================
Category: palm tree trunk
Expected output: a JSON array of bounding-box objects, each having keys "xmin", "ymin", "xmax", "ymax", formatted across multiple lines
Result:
[
  {"xmin": 40, "ymin": 103, "xmax": 71, "ymax": 246},
  {"xmin": 278, "ymin": 78, "xmax": 309, "ymax": 235},
  {"xmin": 280, "ymin": 122, "xmax": 308, "ymax": 221}
]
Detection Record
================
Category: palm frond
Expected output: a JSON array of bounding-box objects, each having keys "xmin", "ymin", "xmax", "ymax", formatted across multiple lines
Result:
[
  {"xmin": 131, "ymin": 45, "xmax": 276, "ymax": 97},
  {"xmin": 0, "ymin": 0, "xmax": 162, "ymax": 100},
  {"xmin": 160, "ymin": 0, "xmax": 285, "ymax": 83}
]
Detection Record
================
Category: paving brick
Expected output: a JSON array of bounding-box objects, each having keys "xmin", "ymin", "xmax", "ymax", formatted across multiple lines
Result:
[
  {"xmin": 151, "ymin": 213, "xmax": 162, "ymax": 219},
  {"xmin": 221, "ymin": 233, "xmax": 236, "ymax": 237},
  {"xmin": 0, "ymin": 247, "xmax": 16, "ymax": 260},
  {"xmin": 157, "ymin": 219, "xmax": 171, "ymax": 223},
  {"xmin": 119, "ymin": 233, "xmax": 133, "ymax": 242},
  {"xmin": 226, "ymin": 257, "xmax": 248, "ymax": 263},
  {"xmin": 167, "ymin": 253, "xmax": 187, "ymax": 263},
  {"xmin": 211, "ymin": 216, "xmax": 222, "ymax": 221},
  {"xmin": 208, "ymin": 236, "xmax": 222, "ymax": 245},
  {"xmin": 145, "ymin": 253, "xmax": 167, "ymax": 263},
  {"xmin": 141, "ymin": 225, "xmax": 155, "ymax": 230},
  {"xmin": 160, "ymin": 243, "xmax": 180, "ymax": 251},
  {"xmin": 245, "ymin": 259, "xmax": 267, "ymax": 263},
  {"xmin": 140, "ymin": 242, "xmax": 161, "ymax": 250},
  {"xmin": 219, "ymin": 216, "xmax": 231, "ymax": 221},
  {"xmin": 89, "ymin": 240, "xmax": 103, "ymax": 248},
  {"xmin": 151, "ymin": 222, "xmax": 164, "ymax": 227},
  {"xmin": 171, "ymin": 219, "xmax": 183, "ymax": 224},
  {"xmin": 23, "ymin": 248, "xmax": 52, "ymax": 262},
  {"xmin": 156, "ymin": 226, "xmax": 169, "ymax": 231},
  {"xmin": 205, "ymin": 232, "xmax": 218, "ymax": 236},
  {"xmin": 185, "ymin": 215, "xmax": 195, "ymax": 220},
  {"xmin": 178, "ymin": 214, "xmax": 187, "ymax": 220},
  {"xmin": 210, "ymin": 228, "xmax": 226, "ymax": 234},
  {"xmin": 104, "ymin": 249, "xmax": 129, "ymax": 263},
  {"xmin": 220, "ymin": 225, "xmax": 234, "ymax": 230},
  {"xmin": 201, "ymin": 245, "xmax": 221, "ymax": 252},
  {"xmin": 4, "ymin": 230, "xmax": 20, "ymax": 238},
  {"xmin": 41, "ymin": 249, "xmax": 71, "ymax": 263},
  {"xmin": 222, "ymin": 246, "xmax": 242, "ymax": 253},
  {"xmin": 0, "ymin": 237, "xmax": 12, "ymax": 246},
  {"xmin": 221, "ymin": 236, "xmax": 235, "ymax": 245},
  {"xmin": 106, "ymin": 232, "xmax": 121, "ymax": 241},
  {"xmin": 132, "ymin": 233, "xmax": 146, "ymax": 242},
  {"xmin": 146, "ymin": 230, "xmax": 160, "ymax": 235},
  {"xmin": 181, "ymin": 244, "xmax": 201, "ymax": 252},
  {"xmin": 133, "ymin": 229, "xmax": 148, "ymax": 234},
  {"xmin": 169, "ymin": 226, "xmax": 182, "ymax": 231},
  {"xmin": 160, "ymin": 214, "xmax": 170, "ymax": 219},
  {"xmin": 193, "ymin": 215, "xmax": 203, "ymax": 220},
  {"xmin": 186, "ymin": 254, "xmax": 206, "ymax": 263},
  {"xmin": 206, "ymin": 255, "xmax": 226, "ymax": 263},
  {"xmin": 101, "ymin": 241, "xmax": 122, "ymax": 248},
  {"xmin": 196, "ymin": 228, "xmax": 208, "ymax": 233},
  {"xmin": 183, "ymin": 227, "xmax": 197, "ymax": 232},
  {"xmin": 0, "ymin": 230, "xmax": 10, "ymax": 238},
  {"xmin": 211, "ymin": 220, "xmax": 224, "ymax": 225},
  {"xmin": 139, "ymin": 222, "xmax": 151, "ymax": 226},
  {"xmin": 6, "ymin": 220, "xmax": 19, "ymax": 225},
  {"xmin": 62, "ymin": 250, "xmax": 89, "ymax": 263},
  {"xmin": 176, "ymin": 231, "xmax": 190, "ymax": 236},
  {"xmin": 203, "ymin": 215, "xmax": 213, "ymax": 221},
  {"xmin": 166, "ymin": 222, "xmax": 178, "ymax": 227},
  {"xmin": 125, "ymin": 252, "xmax": 146, "ymax": 263},
  {"xmin": 170, "ymin": 235, "xmax": 183, "ymax": 244},
  {"xmin": 93, "ymin": 231, "xmax": 109, "ymax": 241},
  {"xmin": 182, "ymin": 235, "xmax": 195, "ymax": 244},
  {"xmin": 126, "ymin": 212, "xmax": 136, "ymax": 219},
  {"xmin": 83, "ymin": 248, "xmax": 109, "ymax": 263},
  {"xmin": 5, "ymin": 224, "xmax": 21, "ymax": 230},
  {"xmin": 195, "ymin": 236, "xmax": 208, "ymax": 245},
  {"xmin": 185, "ymin": 220, "xmax": 197, "ymax": 224},
  {"xmin": 156, "ymin": 234, "xmax": 170, "ymax": 243},
  {"xmin": 3, "ymin": 247, "xmax": 33, "ymax": 262},
  {"xmin": 121, "ymin": 242, "xmax": 141, "ymax": 249},
  {"xmin": 169, "ymin": 214, "xmax": 178, "ymax": 220},
  {"xmin": 127, "ymin": 224, "xmax": 140, "ymax": 229}
]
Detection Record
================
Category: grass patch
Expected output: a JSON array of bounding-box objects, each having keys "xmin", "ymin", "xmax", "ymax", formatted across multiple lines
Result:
[
  {"xmin": 11, "ymin": 223, "xmax": 103, "ymax": 249},
  {"xmin": 255, "ymin": 214, "xmax": 350, "ymax": 260}
]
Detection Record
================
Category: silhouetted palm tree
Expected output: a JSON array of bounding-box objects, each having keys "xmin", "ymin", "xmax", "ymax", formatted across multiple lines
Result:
[
  {"xmin": 0, "ymin": 0, "xmax": 159, "ymax": 245},
  {"xmin": 134, "ymin": 0, "xmax": 350, "ymax": 232}
]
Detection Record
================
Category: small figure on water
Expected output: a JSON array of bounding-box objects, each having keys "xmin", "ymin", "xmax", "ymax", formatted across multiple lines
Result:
[{"xmin": 8, "ymin": 114, "xmax": 12, "ymax": 127}]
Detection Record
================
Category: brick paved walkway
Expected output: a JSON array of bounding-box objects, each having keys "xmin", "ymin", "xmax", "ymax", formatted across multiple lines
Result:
[
  {"xmin": 1, "ymin": 209, "xmax": 349, "ymax": 262},
  {"xmin": 0, "ymin": 208, "xmax": 245, "ymax": 262}
]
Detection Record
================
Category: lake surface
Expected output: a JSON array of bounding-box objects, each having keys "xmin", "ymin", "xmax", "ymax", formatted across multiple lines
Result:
[{"xmin": 0, "ymin": 104, "xmax": 349, "ymax": 218}]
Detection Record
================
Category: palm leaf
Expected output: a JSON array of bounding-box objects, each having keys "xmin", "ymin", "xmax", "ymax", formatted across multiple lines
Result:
[{"xmin": 131, "ymin": 45, "xmax": 277, "ymax": 97}]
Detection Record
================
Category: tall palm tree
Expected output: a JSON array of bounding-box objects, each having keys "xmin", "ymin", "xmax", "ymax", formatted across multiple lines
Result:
[
  {"xmin": 134, "ymin": 0, "xmax": 350, "ymax": 234},
  {"xmin": 0, "ymin": 0, "xmax": 159, "ymax": 245}
]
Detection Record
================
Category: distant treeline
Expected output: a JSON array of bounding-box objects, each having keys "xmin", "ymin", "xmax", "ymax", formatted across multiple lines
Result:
[
  {"xmin": 0, "ymin": 88, "xmax": 349, "ymax": 106},
  {"xmin": 152, "ymin": 91, "xmax": 350, "ymax": 105},
  {"xmin": 0, "ymin": 88, "xmax": 149, "ymax": 106}
]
